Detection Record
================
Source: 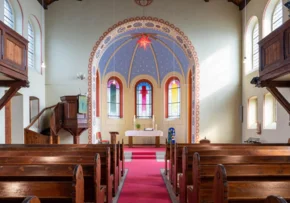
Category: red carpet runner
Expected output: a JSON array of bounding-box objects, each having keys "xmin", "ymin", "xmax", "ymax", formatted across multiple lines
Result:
[{"xmin": 118, "ymin": 148, "xmax": 171, "ymax": 203}]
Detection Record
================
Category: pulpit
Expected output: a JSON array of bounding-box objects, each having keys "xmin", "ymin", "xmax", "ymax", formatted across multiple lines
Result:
[{"xmin": 60, "ymin": 95, "xmax": 88, "ymax": 144}]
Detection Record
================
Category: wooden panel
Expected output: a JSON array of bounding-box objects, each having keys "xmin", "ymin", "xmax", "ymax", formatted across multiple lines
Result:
[
  {"xmin": 24, "ymin": 129, "xmax": 51, "ymax": 144},
  {"xmin": 263, "ymin": 40, "xmax": 281, "ymax": 67},
  {"xmin": 5, "ymin": 39, "xmax": 23, "ymax": 65}
]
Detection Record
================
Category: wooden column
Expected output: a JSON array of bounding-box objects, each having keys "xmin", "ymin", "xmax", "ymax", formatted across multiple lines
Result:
[
  {"xmin": 155, "ymin": 136, "xmax": 160, "ymax": 148},
  {"xmin": 73, "ymin": 136, "xmax": 80, "ymax": 144},
  {"xmin": 5, "ymin": 101, "xmax": 11, "ymax": 144},
  {"xmin": 128, "ymin": 136, "xmax": 133, "ymax": 148},
  {"xmin": 109, "ymin": 132, "xmax": 119, "ymax": 144}
]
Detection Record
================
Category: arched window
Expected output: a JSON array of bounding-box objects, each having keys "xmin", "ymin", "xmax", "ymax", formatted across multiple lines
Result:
[
  {"xmin": 248, "ymin": 96, "xmax": 258, "ymax": 129},
  {"xmin": 245, "ymin": 16, "xmax": 259, "ymax": 74},
  {"xmin": 135, "ymin": 80, "xmax": 153, "ymax": 119},
  {"xmin": 252, "ymin": 23, "xmax": 259, "ymax": 70},
  {"xmin": 107, "ymin": 77, "xmax": 123, "ymax": 118},
  {"xmin": 28, "ymin": 21, "xmax": 35, "ymax": 70},
  {"xmin": 165, "ymin": 77, "xmax": 181, "ymax": 119},
  {"xmin": 272, "ymin": 0, "xmax": 283, "ymax": 31},
  {"xmin": 4, "ymin": 0, "xmax": 14, "ymax": 29},
  {"xmin": 264, "ymin": 93, "xmax": 277, "ymax": 129}
]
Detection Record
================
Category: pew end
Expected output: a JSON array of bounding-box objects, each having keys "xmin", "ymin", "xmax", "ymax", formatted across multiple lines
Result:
[
  {"xmin": 266, "ymin": 195, "xmax": 288, "ymax": 203},
  {"xmin": 22, "ymin": 196, "xmax": 41, "ymax": 203},
  {"xmin": 213, "ymin": 164, "xmax": 228, "ymax": 203}
]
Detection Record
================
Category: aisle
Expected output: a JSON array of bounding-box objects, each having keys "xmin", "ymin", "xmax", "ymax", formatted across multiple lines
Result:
[{"xmin": 117, "ymin": 147, "xmax": 171, "ymax": 203}]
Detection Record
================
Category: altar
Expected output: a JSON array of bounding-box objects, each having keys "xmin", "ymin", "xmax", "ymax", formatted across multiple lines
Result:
[{"xmin": 125, "ymin": 130, "xmax": 163, "ymax": 147}]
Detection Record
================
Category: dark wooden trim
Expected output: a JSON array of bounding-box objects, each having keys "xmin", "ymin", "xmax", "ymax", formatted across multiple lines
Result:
[
  {"xmin": 96, "ymin": 70, "xmax": 100, "ymax": 117},
  {"xmin": 134, "ymin": 79, "xmax": 154, "ymax": 118},
  {"xmin": 5, "ymin": 100, "xmax": 11, "ymax": 144},
  {"xmin": 263, "ymin": 81, "xmax": 290, "ymax": 87},
  {"xmin": 267, "ymin": 86, "xmax": 290, "ymax": 114},
  {"xmin": 0, "ymin": 85, "xmax": 21, "ymax": 110},
  {"xmin": 187, "ymin": 70, "xmax": 192, "ymax": 143}
]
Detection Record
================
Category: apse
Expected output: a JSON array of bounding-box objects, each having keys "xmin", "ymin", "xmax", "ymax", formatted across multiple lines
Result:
[{"xmin": 98, "ymin": 27, "xmax": 190, "ymax": 85}]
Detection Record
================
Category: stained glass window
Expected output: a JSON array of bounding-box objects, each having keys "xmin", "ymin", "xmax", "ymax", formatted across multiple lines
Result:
[
  {"xmin": 136, "ymin": 81, "xmax": 152, "ymax": 119},
  {"xmin": 107, "ymin": 79, "xmax": 120, "ymax": 118},
  {"xmin": 168, "ymin": 79, "xmax": 180, "ymax": 118}
]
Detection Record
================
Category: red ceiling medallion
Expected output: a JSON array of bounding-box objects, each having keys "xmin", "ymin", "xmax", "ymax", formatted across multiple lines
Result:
[
  {"xmin": 135, "ymin": 0, "xmax": 153, "ymax": 7},
  {"xmin": 137, "ymin": 35, "xmax": 151, "ymax": 50}
]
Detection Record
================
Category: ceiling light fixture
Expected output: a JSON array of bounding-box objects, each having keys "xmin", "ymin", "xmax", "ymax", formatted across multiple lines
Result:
[{"xmin": 137, "ymin": 34, "xmax": 151, "ymax": 50}]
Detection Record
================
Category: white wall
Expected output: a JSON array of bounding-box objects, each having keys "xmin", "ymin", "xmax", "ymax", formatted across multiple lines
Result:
[
  {"xmin": 45, "ymin": 0, "xmax": 242, "ymax": 144},
  {"xmin": 11, "ymin": 95, "xmax": 24, "ymax": 144},
  {"xmin": 0, "ymin": 0, "xmax": 46, "ymax": 143},
  {"xmin": 242, "ymin": 0, "xmax": 290, "ymax": 143}
]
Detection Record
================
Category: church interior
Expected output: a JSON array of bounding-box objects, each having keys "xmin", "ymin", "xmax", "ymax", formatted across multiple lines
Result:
[{"xmin": 1, "ymin": 0, "xmax": 290, "ymax": 202}]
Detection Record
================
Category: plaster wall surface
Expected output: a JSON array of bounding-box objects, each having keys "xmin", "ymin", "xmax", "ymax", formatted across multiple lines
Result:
[{"xmin": 45, "ymin": 0, "xmax": 242, "ymax": 144}]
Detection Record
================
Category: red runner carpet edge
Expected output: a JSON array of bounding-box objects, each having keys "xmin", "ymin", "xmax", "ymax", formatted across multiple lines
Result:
[{"xmin": 118, "ymin": 148, "xmax": 171, "ymax": 203}]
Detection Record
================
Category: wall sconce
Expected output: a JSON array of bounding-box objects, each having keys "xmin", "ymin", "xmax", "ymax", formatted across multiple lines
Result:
[
  {"xmin": 256, "ymin": 121, "xmax": 262, "ymax": 135},
  {"xmin": 77, "ymin": 72, "xmax": 86, "ymax": 80}
]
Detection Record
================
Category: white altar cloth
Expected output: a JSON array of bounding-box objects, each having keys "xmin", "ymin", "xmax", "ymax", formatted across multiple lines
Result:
[{"xmin": 125, "ymin": 130, "xmax": 163, "ymax": 137}]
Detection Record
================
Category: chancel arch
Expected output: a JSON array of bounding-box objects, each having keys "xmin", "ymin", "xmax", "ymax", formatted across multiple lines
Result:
[{"xmin": 88, "ymin": 17, "xmax": 200, "ymax": 144}]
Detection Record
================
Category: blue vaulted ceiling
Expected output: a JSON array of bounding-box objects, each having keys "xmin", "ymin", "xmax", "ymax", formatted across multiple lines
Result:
[{"xmin": 98, "ymin": 27, "xmax": 189, "ymax": 85}]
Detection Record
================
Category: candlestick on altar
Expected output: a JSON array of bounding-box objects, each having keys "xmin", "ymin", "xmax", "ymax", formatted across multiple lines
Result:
[
  {"xmin": 155, "ymin": 124, "xmax": 157, "ymax": 130},
  {"xmin": 133, "ymin": 115, "xmax": 136, "ymax": 130}
]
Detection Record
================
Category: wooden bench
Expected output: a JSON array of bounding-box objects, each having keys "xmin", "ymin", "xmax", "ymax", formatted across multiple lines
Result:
[
  {"xmin": 0, "ymin": 144, "xmax": 120, "ymax": 197},
  {"xmin": 184, "ymin": 151, "xmax": 290, "ymax": 203},
  {"xmin": 266, "ymin": 196, "xmax": 288, "ymax": 203},
  {"xmin": 22, "ymin": 196, "xmax": 41, "ymax": 203},
  {"xmin": 0, "ymin": 164, "xmax": 84, "ymax": 203},
  {"xmin": 0, "ymin": 154, "xmax": 105, "ymax": 203},
  {"xmin": 0, "ymin": 141, "xmax": 125, "ymax": 177},
  {"xmin": 214, "ymin": 164, "xmax": 290, "ymax": 202},
  {"xmin": 0, "ymin": 151, "xmax": 112, "ymax": 203},
  {"xmin": 173, "ymin": 144, "xmax": 290, "ymax": 195}
]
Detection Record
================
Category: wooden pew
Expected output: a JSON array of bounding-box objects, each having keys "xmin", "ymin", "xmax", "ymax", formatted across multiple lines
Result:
[
  {"xmin": 0, "ymin": 141, "xmax": 125, "ymax": 178},
  {"xmin": 0, "ymin": 144, "xmax": 120, "ymax": 197},
  {"xmin": 0, "ymin": 151, "xmax": 112, "ymax": 203},
  {"xmin": 173, "ymin": 144, "xmax": 290, "ymax": 195},
  {"xmin": 0, "ymin": 164, "xmax": 84, "ymax": 203},
  {"xmin": 0, "ymin": 154, "xmax": 105, "ymax": 203},
  {"xmin": 185, "ymin": 151, "xmax": 290, "ymax": 203},
  {"xmin": 214, "ymin": 164, "xmax": 290, "ymax": 202},
  {"xmin": 22, "ymin": 196, "xmax": 41, "ymax": 203},
  {"xmin": 266, "ymin": 196, "xmax": 288, "ymax": 203},
  {"xmin": 164, "ymin": 139, "xmax": 169, "ymax": 175}
]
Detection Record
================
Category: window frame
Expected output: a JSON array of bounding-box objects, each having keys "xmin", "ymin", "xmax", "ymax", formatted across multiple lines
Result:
[
  {"xmin": 135, "ymin": 79, "xmax": 153, "ymax": 119},
  {"xmin": 165, "ymin": 77, "xmax": 181, "ymax": 119},
  {"xmin": 263, "ymin": 93, "xmax": 277, "ymax": 129},
  {"xmin": 272, "ymin": 0, "xmax": 283, "ymax": 31},
  {"xmin": 107, "ymin": 77, "xmax": 123, "ymax": 119},
  {"xmin": 247, "ymin": 96, "xmax": 258, "ymax": 129},
  {"xmin": 252, "ymin": 22, "xmax": 259, "ymax": 71},
  {"xmin": 28, "ymin": 21, "xmax": 35, "ymax": 70},
  {"xmin": 4, "ymin": 0, "xmax": 15, "ymax": 30}
]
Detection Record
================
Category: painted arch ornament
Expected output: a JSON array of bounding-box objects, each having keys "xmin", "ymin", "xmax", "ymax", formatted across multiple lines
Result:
[{"xmin": 135, "ymin": 0, "xmax": 153, "ymax": 7}]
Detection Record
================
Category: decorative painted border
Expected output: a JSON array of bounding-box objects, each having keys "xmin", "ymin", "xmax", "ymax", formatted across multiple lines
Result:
[
  {"xmin": 135, "ymin": 0, "xmax": 153, "ymax": 7},
  {"xmin": 87, "ymin": 16, "xmax": 200, "ymax": 144}
]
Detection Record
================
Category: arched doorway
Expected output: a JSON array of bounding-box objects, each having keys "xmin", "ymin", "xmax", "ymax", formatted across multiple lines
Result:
[{"xmin": 87, "ymin": 17, "xmax": 200, "ymax": 144}]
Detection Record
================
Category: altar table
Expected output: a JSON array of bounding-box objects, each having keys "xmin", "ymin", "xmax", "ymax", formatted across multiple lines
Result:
[{"xmin": 125, "ymin": 130, "xmax": 163, "ymax": 148}]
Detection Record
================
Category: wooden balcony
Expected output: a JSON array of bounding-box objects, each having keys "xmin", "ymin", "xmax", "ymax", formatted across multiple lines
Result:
[
  {"xmin": 0, "ymin": 20, "xmax": 29, "ymax": 110},
  {"xmin": 252, "ymin": 19, "xmax": 290, "ymax": 114}
]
